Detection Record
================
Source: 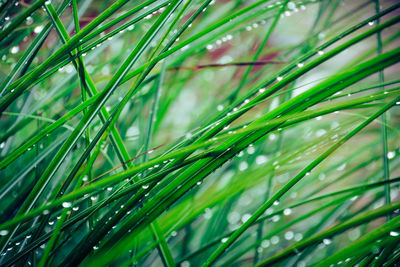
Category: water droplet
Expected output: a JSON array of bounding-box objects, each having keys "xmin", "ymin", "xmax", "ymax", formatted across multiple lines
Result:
[
  {"xmin": 62, "ymin": 202, "xmax": 72, "ymax": 208},
  {"xmin": 368, "ymin": 21, "xmax": 374, "ymax": 26},
  {"xmin": 336, "ymin": 163, "xmax": 346, "ymax": 171},
  {"xmin": 72, "ymin": 206, "xmax": 79, "ymax": 211},
  {"xmin": 196, "ymin": 181, "xmax": 202, "ymax": 185},
  {"xmin": 294, "ymin": 233, "xmax": 303, "ymax": 241},
  {"xmin": 297, "ymin": 63, "xmax": 304, "ymax": 68},
  {"xmin": 44, "ymin": 0, "xmax": 51, "ymax": 5},
  {"xmin": 318, "ymin": 50, "xmax": 324, "ymax": 55},
  {"xmin": 90, "ymin": 196, "xmax": 97, "ymax": 201},
  {"xmin": 256, "ymin": 155, "xmax": 268, "ymax": 165},
  {"xmin": 271, "ymin": 235, "xmax": 279, "ymax": 244},
  {"xmin": 217, "ymin": 104, "xmax": 223, "ymax": 111},
  {"xmin": 93, "ymin": 245, "xmax": 99, "ymax": 250},
  {"xmin": 287, "ymin": 2, "xmax": 296, "ymax": 9},
  {"xmin": 261, "ymin": 240, "xmax": 270, "ymax": 248},
  {"xmin": 387, "ymin": 151, "xmax": 395, "ymax": 159},
  {"xmin": 221, "ymin": 237, "xmax": 228, "ymax": 243},
  {"xmin": 323, "ymin": 238, "xmax": 332, "ymax": 245},
  {"xmin": 206, "ymin": 44, "xmax": 214, "ymax": 50},
  {"xmin": 82, "ymin": 53, "xmax": 87, "ymax": 57},
  {"xmin": 241, "ymin": 213, "xmax": 251, "ymax": 223},
  {"xmin": 285, "ymin": 231, "xmax": 294, "ymax": 240},
  {"xmin": 390, "ymin": 231, "xmax": 399, "ymax": 237},
  {"xmin": 272, "ymin": 215, "xmax": 280, "ymax": 222},
  {"xmin": 273, "ymin": 200, "xmax": 280, "ymax": 206},
  {"xmin": 42, "ymin": 210, "xmax": 49, "ymax": 215},
  {"xmin": 276, "ymin": 76, "xmax": 283, "ymax": 81},
  {"xmin": 34, "ymin": 25, "xmax": 44, "ymax": 34},
  {"xmin": 107, "ymin": 187, "xmax": 113, "ymax": 191},
  {"xmin": 239, "ymin": 161, "xmax": 248, "ymax": 171},
  {"xmin": 48, "ymin": 221, "xmax": 54, "ymax": 225},
  {"xmin": 142, "ymin": 184, "xmax": 149, "ymax": 189},
  {"xmin": 11, "ymin": 46, "xmax": 19, "ymax": 54},
  {"xmin": 283, "ymin": 208, "xmax": 292, "ymax": 215},
  {"xmin": 247, "ymin": 146, "xmax": 255, "ymax": 154},
  {"xmin": 0, "ymin": 230, "xmax": 9, "ymax": 236}
]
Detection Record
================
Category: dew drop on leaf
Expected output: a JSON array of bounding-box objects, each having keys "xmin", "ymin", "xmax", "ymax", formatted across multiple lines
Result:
[
  {"xmin": 271, "ymin": 235, "xmax": 279, "ymax": 244},
  {"xmin": 62, "ymin": 202, "xmax": 72, "ymax": 208},
  {"xmin": 387, "ymin": 151, "xmax": 395, "ymax": 159},
  {"xmin": 323, "ymin": 238, "xmax": 332, "ymax": 245},
  {"xmin": 390, "ymin": 231, "xmax": 399, "ymax": 237},
  {"xmin": 284, "ymin": 231, "xmax": 294, "ymax": 240},
  {"xmin": 261, "ymin": 240, "xmax": 270, "ymax": 248},
  {"xmin": 283, "ymin": 208, "xmax": 292, "ymax": 216},
  {"xmin": 0, "ymin": 230, "xmax": 9, "ymax": 236}
]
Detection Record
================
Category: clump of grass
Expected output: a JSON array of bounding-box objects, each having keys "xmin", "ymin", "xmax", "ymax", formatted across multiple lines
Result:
[{"xmin": 0, "ymin": 0, "xmax": 399, "ymax": 266}]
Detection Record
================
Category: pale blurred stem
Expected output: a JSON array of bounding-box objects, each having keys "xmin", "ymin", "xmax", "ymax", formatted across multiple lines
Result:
[
  {"xmin": 253, "ymin": 133, "xmax": 283, "ymax": 264},
  {"xmin": 371, "ymin": 1, "xmax": 392, "ymax": 265},
  {"xmin": 254, "ymin": 80, "xmax": 293, "ymax": 264},
  {"xmin": 142, "ymin": 61, "xmax": 175, "ymax": 267},
  {"xmin": 254, "ymin": 1, "xmax": 334, "ymax": 262},
  {"xmin": 228, "ymin": 0, "xmax": 289, "ymax": 103},
  {"xmin": 72, "ymin": 0, "xmax": 94, "ymax": 230},
  {"xmin": 375, "ymin": 0, "xmax": 390, "ymax": 220}
]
